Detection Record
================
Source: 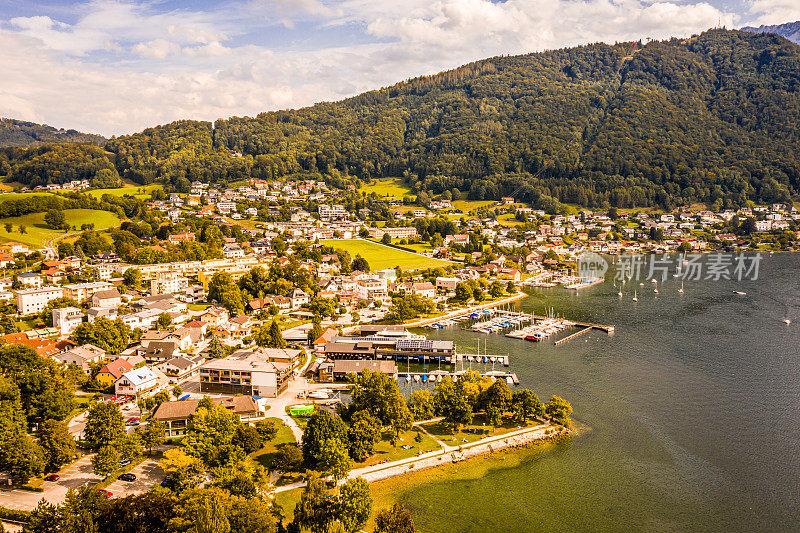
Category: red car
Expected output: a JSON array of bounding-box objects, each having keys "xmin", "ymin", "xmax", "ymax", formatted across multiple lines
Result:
[
  {"xmin": 97, "ymin": 489, "xmax": 113, "ymax": 498},
  {"xmin": 44, "ymin": 474, "xmax": 59, "ymax": 482}
]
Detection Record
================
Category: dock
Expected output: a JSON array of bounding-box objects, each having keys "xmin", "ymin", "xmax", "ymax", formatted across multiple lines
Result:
[
  {"xmin": 527, "ymin": 314, "xmax": 615, "ymax": 333},
  {"xmin": 398, "ymin": 370, "xmax": 519, "ymax": 386},
  {"xmin": 554, "ymin": 326, "xmax": 591, "ymax": 345}
]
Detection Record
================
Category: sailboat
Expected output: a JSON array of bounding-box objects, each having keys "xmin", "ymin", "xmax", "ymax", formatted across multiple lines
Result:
[
  {"xmin": 784, "ymin": 318, "xmax": 791, "ymax": 325},
  {"xmin": 633, "ymin": 290, "xmax": 638, "ymax": 302},
  {"xmin": 618, "ymin": 281, "xmax": 623, "ymax": 297},
  {"xmin": 678, "ymin": 280, "xmax": 684, "ymax": 294}
]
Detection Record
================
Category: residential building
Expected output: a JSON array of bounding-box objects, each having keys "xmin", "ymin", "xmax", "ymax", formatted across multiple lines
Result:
[
  {"xmin": 16, "ymin": 286, "xmax": 64, "ymax": 316},
  {"xmin": 52, "ymin": 306, "xmax": 84, "ymax": 335},
  {"xmin": 62, "ymin": 282, "xmax": 114, "ymax": 302},
  {"xmin": 55, "ymin": 344, "xmax": 106, "ymax": 375},
  {"xmin": 199, "ymin": 350, "xmax": 293, "ymax": 397},
  {"xmin": 91, "ymin": 289, "xmax": 121, "ymax": 308},
  {"xmin": 157, "ymin": 356, "xmax": 201, "ymax": 382},
  {"xmin": 115, "ymin": 367, "xmax": 161, "ymax": 397},
  {"xmin": 17, "ymin": 272, "xmax": 44, "ymax": 288},
  {"xmin": 95, "ymin": 358, "xmax": 134, "ymax": 389},
  {"xmin": 153, "ymin": 396, "xmax": 260, "ymax": 437}
]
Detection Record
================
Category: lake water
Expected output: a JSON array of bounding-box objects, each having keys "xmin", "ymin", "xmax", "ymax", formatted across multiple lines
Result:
[{"xmin": 396, "ymin": 253, "xmax": 800, "ymax": 532}]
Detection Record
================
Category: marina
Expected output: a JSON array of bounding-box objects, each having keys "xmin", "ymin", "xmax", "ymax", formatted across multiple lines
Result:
[{"xmin": 398, "ymin": 369, "xmax": 520, "ymax": 386}]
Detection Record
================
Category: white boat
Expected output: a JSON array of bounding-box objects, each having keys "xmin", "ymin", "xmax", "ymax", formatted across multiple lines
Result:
[
  {"xmin": 678, "ymin": 281, "xmax": 684, "ymax": 294},
  {"xmin": 633, "ymin": 290, "xmax": 638, "ymax": 302},
  {"xmin": 405, "ymin": 375, "xmax": 411, "ymax": 382},
  {"xmin": 654, "ymin": 287, "xmax": 658, "ymax": 294},
  {"xmin": 733, "ymin": 290, "xmax": 746, "ymax": 296},
  {"xmin": 784, "ymin": 318, "xmax": 791, "ymax": 325},
  {"xmin": 413, "ymin": 375, "xmax": 421, "ymax": 382},
  {"xmin": 651, "ymin": 278, "xmax": 657, "ymax": 283}
]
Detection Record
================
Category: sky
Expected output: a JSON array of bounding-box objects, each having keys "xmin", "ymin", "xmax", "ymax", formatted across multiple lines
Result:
[{"xmin": 0, "ymin": 0, "xmax": 798, "ymax": 137}]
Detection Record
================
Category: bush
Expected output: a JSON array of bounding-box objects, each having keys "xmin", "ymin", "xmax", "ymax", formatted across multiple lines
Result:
[{"xmin": 0, "ymin": 506, "xmax": 31, "ymax": 522}]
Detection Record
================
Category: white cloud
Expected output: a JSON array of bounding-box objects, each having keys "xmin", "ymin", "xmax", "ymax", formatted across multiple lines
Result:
[
  {"xmin": 749, "ymin": 0, "xmax": 800, "ymax": 26},
  {"xmin": 0, "ymin": 0, "xmax": 741, "ymax": 136}
]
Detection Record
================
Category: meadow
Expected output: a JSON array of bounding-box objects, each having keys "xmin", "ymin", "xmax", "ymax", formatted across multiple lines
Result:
[
  {"xmin": 361, "ymin": 178, "xmax": 414, "ymax": 200},
  {"xmin": 320, "ymin": 239, "xmax": 450, "ymax": 270},
  {"xmin": 86, "ymin": 183, "xmax": 163, "ymax": 200},
  {"xmin": 0, "ymin": 209, "xmax": 123, "ymax": 248}
]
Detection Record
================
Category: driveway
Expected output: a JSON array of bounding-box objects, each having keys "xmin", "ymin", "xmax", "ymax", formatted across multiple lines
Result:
[{"xmin": 103, "ymin": 459, "xmax": 164, "ymax": 499}]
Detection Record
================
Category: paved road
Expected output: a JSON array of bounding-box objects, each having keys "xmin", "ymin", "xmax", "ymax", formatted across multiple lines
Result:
[
  {"xmin": 0, "ymin": 455, "xmax": 101, "ymax": 511},
  {"xmin": 103, "ymin": 459, "xmax": 163, "ymax": 499}
]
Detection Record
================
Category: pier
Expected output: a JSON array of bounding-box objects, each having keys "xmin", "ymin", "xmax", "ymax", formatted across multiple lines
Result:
[
  {"xmin": 398, "ymin": 370, "xmax": 520, "ymax": 386},
  {"xmin": 554, "ymin": 326, "xmax": 591, "ymax": 345}
]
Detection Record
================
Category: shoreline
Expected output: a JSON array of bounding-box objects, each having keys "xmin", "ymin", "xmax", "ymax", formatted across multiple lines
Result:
[
  {"xmin": 403, "ymin": 291, "xmax": 527, "ymax": 328},
  {"xmin": 355, "ymin": 423, "xmax": 569, "ymax": 484}
]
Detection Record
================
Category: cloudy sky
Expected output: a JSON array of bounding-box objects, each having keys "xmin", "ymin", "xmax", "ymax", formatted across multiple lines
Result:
[{"xmin": 0, "ymin": 0, "xmax": 797, "ymax": 137}]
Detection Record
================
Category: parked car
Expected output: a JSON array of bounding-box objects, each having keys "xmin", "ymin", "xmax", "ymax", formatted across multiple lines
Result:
[
  {"xmin": 44, "ymin": 474, "xmax": 60, "ymax": 482},
  {"xmin": 97, "ymin": 489, "xmax": 113, "ymax": 498},
  {"xmin": 125, "ymin": 419, "xmax": 140, "ymax": 426},
  {"xmin": 119, "ymin": 459, "xmax": 131, "ymax": 467},
  {"xmin": 160, "ymin": 476, "xmax": 173, "ymax": 489},
  {"xmin": 118, "ymin": 473, "xmax": 136, "ymax": 482}
]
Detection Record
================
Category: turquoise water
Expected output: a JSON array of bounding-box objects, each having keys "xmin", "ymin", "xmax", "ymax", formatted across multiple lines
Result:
[{"xmin": 399, "ymin": 253, "xmax": 800, "ymax": 532}]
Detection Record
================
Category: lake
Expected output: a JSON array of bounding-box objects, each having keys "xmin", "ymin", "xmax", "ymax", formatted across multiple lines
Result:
[{"xmin": 391, "ymin": 253, "xmax": 800, "ymax": 532}]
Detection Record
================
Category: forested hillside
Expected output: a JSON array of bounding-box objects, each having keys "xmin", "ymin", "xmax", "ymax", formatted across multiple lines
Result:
[
  {"xmin": 0, "ymin": 118, "xmax": 104, "ymax": 148},
  {"xmin": 2, "ymin": 29, "xmax": 800, "ymax": 210}
]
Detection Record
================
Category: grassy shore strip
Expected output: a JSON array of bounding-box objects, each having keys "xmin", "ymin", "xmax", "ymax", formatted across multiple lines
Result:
[
  {"xmin": 402, "ymin": 291, "xmax": 527, "ymax": 328},
  {"xmin": 353, "ymin": 423, "xmax": 565, "ymax": 484}
]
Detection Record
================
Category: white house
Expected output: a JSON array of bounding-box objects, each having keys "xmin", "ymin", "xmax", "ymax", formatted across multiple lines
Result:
[
  {"xmin": 16, "ymin": 286, "xmax": 64, "ymax": 316},
  {"xmin": 91, "ymin": 289, "xmax": 121, "ymax": 308},
  {"xmin": 115, "ymin": 367, "xmax": 161, "ymax": 397},
  {"xmin": 53, "ymin": 306, "xmax": 84, "ymax": 335}
]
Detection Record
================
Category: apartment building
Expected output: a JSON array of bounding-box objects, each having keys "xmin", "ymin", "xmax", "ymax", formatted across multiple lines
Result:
[
  {"xmin": 52, "ymin": 306, "xmax": 84, "ymax": 335},
  {"xmin": 16, "ymin": 286, "xmax": 64, "ymax": 316},
  {"xmin": 199, "ymin": 350, "xmax": 293, "ymax": 397},
  {"xmin": 62, "ymin": 282, "xmax": 114, "ymax": 302}
]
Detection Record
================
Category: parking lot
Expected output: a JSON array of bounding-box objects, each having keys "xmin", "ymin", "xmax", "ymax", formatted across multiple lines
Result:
[
  {"xmin": 103, "ymin": 459, "xmax": 164, "ymax": 499},
  {"xmin": 0, "ymin": 454, "xmax": 101, "ymax": 511}
]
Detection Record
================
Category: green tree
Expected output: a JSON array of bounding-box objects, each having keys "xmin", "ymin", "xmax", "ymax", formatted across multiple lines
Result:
[
  {"xmin": 139, "ymin": 419, "xmax": 166, "ymax": 456},
  {"xmin": 338, "ymin": 477, "xmax": 372, "ymax": 533},
  {"xmin": 346, "ymin": 370, "xmax": 412, "ymax": 434},
  {"xmin": 71, "ymin": 317, "xmax": 130, "ymax": 354},
  {"xmin": 123, "ymin": 268, "xmax": 143, "ymax": 290},
  {"xmin": 374, "ymin": 503, "xmax": 417, "ymax": 533},
  {"xmin": 302, "ymin": 408, "xmax": 348, "ymax": 464},
  {"xmin": 207, "ymin": 335, "xmax": 225, "ymax": 359},
  {"xmin": 231, "ymin": 424, "xmax": 263, "ymax": 454},
  {"xmin": 157, "ymin": 312, "xmax": 172, "ymax": 329},
  {"xmin": 381, "ymin": 233, "xmax": 392, "ymax": 245},
  {"xmin": 347, "ymin": 410, "xmax": 381, "ymax": 461},
  {"xmin": 407, "ymin": 389, "xmax": 435, "ymax": 421},
  {"xmin": 207, "ymin": 272, "xmax": 245, "ymax": 315},
  {"xmin": 182, "ymin": 402, "xmax": 239, "ymax": 466},
  {"xmin": 91, "ymin": 445, "xmax": 121, "ymax": 477},
  {"xmin": 38, "ymin": 419, "xmax": 75, "ymax": 472},
  {"xmin": 0, "ymin": 434, "xmax": 45, "ymax": 484},
  {"xmin": 480, "ymin": 379, "xmax": 512, "ymax": 427},
  {"xmin": 84, "ymin": 402, "xmax": 124, "ymax": 450},
  {"xmin": 545, "ymin": 395, "xmax": 573, "ymax": 427},
  {"xmin": 44, "ymin": 209, "xmax": 66, "ymax": 230},
  {"xmin": 293, "ymin": 473, "xmax": 334, "ymax": 533},
  {"xmin": 317, "ymin": 438, "xmax": 352, "ymax": 483},
  {"xmin": 433, "ymin": 378, "xmax": 473, "ymax": 431},
  {"xmin": 352, "ymin": 255, "xmax": 370, "ymax": 272},
  {"xmin": 254, "ymin": 418, "xmax": 278, "ymax": 441},
  {"xmin": 307, "ymin": 321, "xmax": 323, "ymax": 345},
  {"xmin": 272, "ymin": 445, "xmax": 303, "ymax": 472},
  {"xmin": 255, "ymin": 320, "xmax": 285, "ymax": 348},
  {"xmin": 511, "ymin": 389, "xmax": 545, "ymax": 423}
]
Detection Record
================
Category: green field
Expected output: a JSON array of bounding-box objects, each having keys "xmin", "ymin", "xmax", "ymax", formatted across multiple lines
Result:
[
  {"xmin": 451, "ymin": 200, "xmax": 496, "ymax": 214},
  {"xmin": 361, "ymin": 178, "xmax": 414, "ymax": 200},
  {"xmin": 87, "ymin": 184, "xmax": 163, "ymax": 200},
  {"xmin": 0, "ymin": 209, "xmax": 123, "ymax": 248},
  {"xmin": 0, "ymin": 191, "xmax": 60, "ymax": 203},
  {"xmin": 320, "ymin": 239, "xmax": 450, "ymax": 270}
]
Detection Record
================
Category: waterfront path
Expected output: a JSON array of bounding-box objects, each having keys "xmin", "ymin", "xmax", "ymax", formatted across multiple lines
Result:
[
  {"xmin": 272, "ymin": 421, "xmax": 554, "ymax": 493},
  {"xmin": 403, "ymin": 292, "xmax": 527, "ymax": 328}
]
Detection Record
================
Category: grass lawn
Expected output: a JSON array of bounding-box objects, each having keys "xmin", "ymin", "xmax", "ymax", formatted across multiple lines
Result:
[
  {"xmin": 360, "ymin": 428, "xmax": 440, "ymax": 467},
  {"xmin": 0, "ymin": 209, "xmax": 123, "ymax": 248},
  {"xmin": 275, "ymin": 488, "xmax": 303, "ymax": 522},
  {"xmin": 320, "ymin": 239, "xmax": 450, "ymax": 270},
  {"xmin": 226, "ymin": 218, "xmax": 264, "ymax": 231},
  {"xmin": 451, "ymin": 200, "xmax": 496, "ymax": 214},
  {"xmin": 497, "ymin": 213, "xmax": 524, "ymax": 227},
  {"xmin": 0, "ymin": 192, "xmax": 60, "ymax": 203},
  {"xmin": 420, "ymin": 414, "xmax": 542, "ymax": 445},
  {"xmin": 361, "ymin": 178, "xmax": 414, "ymax": 200},
  {"xmin": 87, "ymin": 184, "xmax": 163, "ymax": 200},
  {"xmin": 396, "ymin": 241, "xmax": 434, "ymax": 254},
  {"xmin": 187, "ymin": 303, "xmax": 211, "ymax": 311},
  {"xmin": 249, "ymin": 417, "xmax": 297, "ymax": 472}
]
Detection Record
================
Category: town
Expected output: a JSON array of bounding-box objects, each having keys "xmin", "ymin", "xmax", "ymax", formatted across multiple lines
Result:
[{"xmin": 0, "ymin": 175, "xmax": 793, "ymax": 532}]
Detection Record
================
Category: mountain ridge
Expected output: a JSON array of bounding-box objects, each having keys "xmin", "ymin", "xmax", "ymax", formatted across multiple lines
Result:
[
  {"xmin": 742, "ymin": 21, "xmax": 800, "ymax": 44},
  {"xmin": 2, "ymin": 28, "xmax": 800, "ymax": 211}
]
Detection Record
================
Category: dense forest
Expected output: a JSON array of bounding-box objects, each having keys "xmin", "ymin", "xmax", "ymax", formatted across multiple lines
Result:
[
  {"xmin": 2, "ymin": 29, "xmax": 800, "ymax": 209},
  {"xmin": 0, "ymin": 118, "xmax": 104, "ymax": 148}
]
